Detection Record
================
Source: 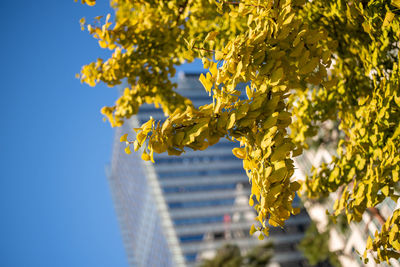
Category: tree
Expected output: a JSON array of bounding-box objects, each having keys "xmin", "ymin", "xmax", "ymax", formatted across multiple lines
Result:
[
  {"xmin": 200, "ymin": 243, "xmax": 273, "ymax": 267},
  {"xmin": 77, "ymin": 0, "xmax": 400, "ymax": 264},
  {"xmin": 242, "ymin": 242, "xmax": 274, "ymax": 267},
  {"xmin": 200, "ymin": 244, "xmax": 243, "ymax": 267},
  {"xmin": 297, "ymin": 222, "xmax": 341, "ymax": 267}
]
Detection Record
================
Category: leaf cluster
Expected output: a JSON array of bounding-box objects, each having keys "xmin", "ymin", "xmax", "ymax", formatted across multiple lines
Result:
[
  {"xmin": 200, "ymin": 242, "xmax": 273, "ymax": 267},
  {"xmin": 79, "ymin": 0, "xmax": 400, "ymax": 263}
]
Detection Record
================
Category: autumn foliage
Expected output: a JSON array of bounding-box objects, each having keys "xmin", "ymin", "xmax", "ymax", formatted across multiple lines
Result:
[{"xmin": 78, "ymin": 0, "xmax": 400, "ymax": 263}]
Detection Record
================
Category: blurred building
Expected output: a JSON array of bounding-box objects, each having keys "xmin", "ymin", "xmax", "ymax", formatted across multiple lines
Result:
[{"xmin": 108, "ymin": 73, "xmax": 311, "ymax": 267}]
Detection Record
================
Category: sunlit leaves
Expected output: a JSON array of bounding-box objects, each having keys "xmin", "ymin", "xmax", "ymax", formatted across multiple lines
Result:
[
  {"xmin": 297, "ymin": 0, "xmax": 400, "ymax": 263},
  {"xmin": 80, "ymin": 0, "xmax": 400, "ymax": 262},
  {"xmin": 365, "ymin": 209, "xmax": 400, "ymax": 264},
  {"xmin": 75, "ymin": 0, "xmax": 95, "ymax": 7}
]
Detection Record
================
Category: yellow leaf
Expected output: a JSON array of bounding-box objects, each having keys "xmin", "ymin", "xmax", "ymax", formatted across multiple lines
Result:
[
  {"xmin": 227, "ymin": 113, "xmax": 236, "ymax": 129},
  {"xmin": 299, "ymin": 57, "xmax": 319, "ymax": 74},
  {"xmin": 82, "ymin": 0, "xmax": 96, "ymax": 6},
  {"xmin": 274, "ymin": 160, "xmax": 286, "ymax": 171},
  {"xmin": 125, "ymin": 146, "xmax": 131, "ymax": 155},
  {"xmin": 292, "ymin": 146, "xmax": 302, "ymax": 157},
  {"xmin": 292, "ymin": 207, "xmax": 301, "ymax": 215},
  {"xmin": 141, "ymin": 151, "xmax": 151, "ymax": 161},
  {"xmin": 283, "ymin": 13, "xmax": 295, "ymax": 25},
  {"xmin": 232, "ymin": 147, "xmax": 246, "ymax": 159},
  {"xmin": 290, "ymin": 181, "xmax": 301, "ymax": 191},
  {"xmin": 383, "ymin": 11, "xmax": 395, "ymax": 27},
  {"xmin": 390, "ymin": 195, "xmax": 399, "ymax": 203},
  {"xmin": 270, "ymin": 68, "xmax": 284, "ymax": 86},
  {"xmin": 392, "ymin": 0, "xmax": 400, "ymax": 9},
  {"xmin": 204, "ymin": 31, "xmax": 218, "ymax": 42},
  {"xmin": 251, "ymin": 181, "xmax": 260, "ymax": 195},
  {"xmin": 268, "ymin": 217, "xmax": 280, "ymax": 227},
  {"xmin": 173, "ymin": 132, "xmax": 185, "ymax": 145},
  {"xmin": 293, "ymin": 29, "xmax": 307, "ymax": 47},
  {"xmin": 264, "ymin": 166, "xmax": 273, "ymax": 178},
  {"xmin": 133, "ymin": 140, "xmax": 139, "ymax": 151},
  {"xmin": 120, "ymin": 134, "xmax": 128, "ymax": 142},
  {"xmin": 382, "ymin": 185, "xmax": 390, "ymax": 196},
  {"xmin": 270, "ymin": 143, "xmax": 292, "ymax": 162},
  {"xmin": 250, "ymin": 224, "xmax": 256, "ymax": 235},
  {"xmin": 150, "ymin": 149, "xmax": 155, "ymax": 163},
  {"xmin": 199, "ymin": 73, "xmax": 213, "ymax": 93},
  {"xmin": 249, "ymin": 195, "xmax": 254, "ymax": 206},
  {"xmin": 137, "ymin": 132, "xmax": 147, "ymax": 145},
  {"xmin": 366, "ymin": 236, "xmax": 373, "ymax": 249},
  {"xmin": 263, "ymin": 227, "xmax": 269, "ymax": 236},
  {"xmin": 167, "ymin": 147, "xmax": 183, "ymax": 156},
  {"xmin": 215, "ymin": 51, "xmax": 224, "ymax": 60},
  {"xmin": 391, "ymin": 123, "xmax": 400, "ymax": 140},
  {"xmin": 262, "ymin": 114, "xmax": 278, "ymax": 130},
  {"xmin": 246, "ymin": 85, "xmax": 253, "ymax": 99}
]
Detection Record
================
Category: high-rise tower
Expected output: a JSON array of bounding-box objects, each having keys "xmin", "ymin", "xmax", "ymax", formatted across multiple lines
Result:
[{"xmin": 108, "ymin": 73, "xmax": 310, "ymax": 267}]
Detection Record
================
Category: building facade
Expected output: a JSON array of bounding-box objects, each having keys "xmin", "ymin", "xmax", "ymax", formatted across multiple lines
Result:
[{"xmin": 108, "ymin": 73, "xmax": 310, "ymax": 267}]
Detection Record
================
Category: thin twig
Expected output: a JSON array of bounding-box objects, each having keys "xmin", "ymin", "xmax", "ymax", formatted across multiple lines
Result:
[{"xmin": 193, "ymin": 46, "xmax": 215, "ymax": 53}]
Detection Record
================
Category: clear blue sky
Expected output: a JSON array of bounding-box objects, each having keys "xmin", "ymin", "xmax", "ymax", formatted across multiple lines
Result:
[{"xmin": 0, "ymin": 1, "xmax": 202, "ymax": 266}]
